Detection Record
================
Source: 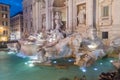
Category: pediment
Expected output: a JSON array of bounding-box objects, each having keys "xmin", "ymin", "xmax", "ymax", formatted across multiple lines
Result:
[{"xmin": 99, "ymin": 0, "xmax": 113, "ymax": 5}]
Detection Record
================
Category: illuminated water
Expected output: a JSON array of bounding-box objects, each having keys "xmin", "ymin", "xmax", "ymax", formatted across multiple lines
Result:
[{"xmin": 0, "ymin": 51, "xmax": 116, "ymax": 80}]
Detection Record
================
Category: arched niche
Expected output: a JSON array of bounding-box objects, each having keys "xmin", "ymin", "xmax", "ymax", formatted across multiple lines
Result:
[{"xmin": 53, "ymin": 0, "xmax": 67, "ymax": 30}]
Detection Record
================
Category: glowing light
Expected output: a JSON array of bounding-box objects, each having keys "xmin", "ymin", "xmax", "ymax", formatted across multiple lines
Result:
[
  {"xmin": 28, "ymin": 63, "xmax": 34, "ymax": 67},
  {"xmin": 110, "ymin": 60, "xmax": 113, "ymax": 63},
  {"xmin": 88, "ymin": 43, "xmax": 98, "ymax": 50},
  {"xmin": 100, "ymin": 63, "xmax": 103, "ymax": 65},
  {"xmin": 82, "ymin": 69, "xmax": 86, "ymax": 72},
  {"xmin": 24, "ymin": 62, "xmax": 28, "ymax": 65},
  {"xmin": 94, "ymin": 68, "xmax": 98, "ymax": 71},
  {"xmin": 80, "ymin": 67, "xmax": 87, "ymax": 72},
  {"xmin": 68, "ymin": 59, "xmax": 72, "ymax": 62},
  {"xmin": 53, "ymin": 61, "xmax": 57, "ymax": 64},
  {"xmin": 0, "ymin": 27, "xmax": 3, "ymax": 30},
  {"xmin": 1, "ymin": 37, "xmax": 7, "ymax": 41}
]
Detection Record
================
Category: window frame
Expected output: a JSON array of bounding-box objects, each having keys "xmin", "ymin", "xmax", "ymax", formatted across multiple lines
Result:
[
  {"xmin": 102, "ymin": 32, "xmax": 108, "ymax": 39},
  {"xmin": 102, "ymin": 6, "xmax": 109, "ymax": 17}
]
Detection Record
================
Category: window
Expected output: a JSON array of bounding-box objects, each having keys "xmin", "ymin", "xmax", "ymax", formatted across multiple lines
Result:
[
  {"xmin": 102, "ymin": 32, "xmax": 108, "ymax": 39},
  {"xmin": 102, "ymin": 6, "xmax": 109, "ymax": 17},
  {"xmin": 2, "ymin": 6, "xmax": 8, "ymax": 11},
  {"xmin": 2, "ymin": 13, "xmax": 8, "ymax": 18},
  {"xmin": 2, "ymin": 21, "xmax": 8, "ymax": 26},
  {"xmin": 3, "ymin": 30, "xmax": 6, "ymax": 35},
  {"xmin": 3, "ymin": 30, "xmax": 8, "ymax": 35}
]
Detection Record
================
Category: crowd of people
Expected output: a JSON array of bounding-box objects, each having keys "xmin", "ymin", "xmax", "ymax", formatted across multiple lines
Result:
[
  {"xmin": 99, "ymin": 68, "xmax": 120, "ymax": 80},
  {"xmin": 98, "ymin": 72, "xmax": 117, "ymax": 80},
  {"xmin": 59, "ymin": 68, "xmax": 120, "ymax": 80}
]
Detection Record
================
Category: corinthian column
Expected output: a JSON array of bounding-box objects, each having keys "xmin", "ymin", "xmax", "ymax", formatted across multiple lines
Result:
[
  {"xmin": 68, "ymin": 0, "xmax": 73, "ymax": 33},
  {"xmin": 38, "ymin": 0, "xmax": 42, "ymax": 31},
  {"xmin": 50, "ymin": 0, "xmax": 54, "ymax": 29},
  {"xmin": 87, "ymin": 0, "xmax": 95, "ymax": 28},
  {"xmin": 86, "ymin": 0, "xmax": 97, "ymax": 39},
  {"xmin": 32, "ymin": 1, "xmax": 36, "ymax": 34},
  {"xmin": 45, "ymin": 0, "xmax": 50, "ymax": 31}
]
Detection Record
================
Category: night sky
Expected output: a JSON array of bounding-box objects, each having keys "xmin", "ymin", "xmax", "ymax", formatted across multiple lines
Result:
[{"xmin": 0, "ymin": 0, "xmax": 23, "ymax": 16}]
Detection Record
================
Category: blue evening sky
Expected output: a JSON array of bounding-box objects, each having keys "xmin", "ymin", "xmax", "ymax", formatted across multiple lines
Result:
[{"xmin": 0, "ymin": 0, "xmax": 23, "ymax": 16}]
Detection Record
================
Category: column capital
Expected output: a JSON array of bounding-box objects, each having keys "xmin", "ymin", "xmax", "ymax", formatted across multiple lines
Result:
[
  {"xmin": 50, "ymin": 0, "xmax": 54, "ymax": 6},
  {"xmin": 36, "ymin": 0, "xmax": 40, "ymax": 2},
  {"xmin": 44, "ymin": 0, "xmax": 48, "ymax": 3}
]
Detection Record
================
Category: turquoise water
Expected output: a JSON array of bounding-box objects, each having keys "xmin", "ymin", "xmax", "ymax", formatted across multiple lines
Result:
[{"xmin": 0, "ymin": 51, "xmax": 116, "ymax": 80}]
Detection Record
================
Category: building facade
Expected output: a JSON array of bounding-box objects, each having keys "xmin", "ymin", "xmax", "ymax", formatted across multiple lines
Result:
[
  {"xmin": 23, "ymin": 0, "xmax": 33, "ymax": 38},
  {"xmin": 23, "ymin": 0, "xmax": 120, "ymax": 46},
  {"xmin": 10, "ymin": 12, "xmax": 23, "ymax": 40},
  {"xmin": 96, "ymin": 0, "xmax": 120, "ymax": 45},
  {"xmin": 0, "ymin": 3, "xmax": 10, "ymax": 42}
]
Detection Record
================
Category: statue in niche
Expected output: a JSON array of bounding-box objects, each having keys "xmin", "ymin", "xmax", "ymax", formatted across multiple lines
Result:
[
  {"xmin": 40, "ymin": 0, "xmax": 45, "ymax": 8},
  {"xmin": 54, "ymin": 11, "xmax": 63, "ymax": 30},
  {"xmin": 77, "ymin": 7, "xmax": 86, "ymax": 24},
  {"xmin": 44, "ymin": 12, "xmax": 64, "ymax": 46}
]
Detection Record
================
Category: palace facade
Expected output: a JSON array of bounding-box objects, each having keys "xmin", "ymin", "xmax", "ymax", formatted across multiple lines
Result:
[
  {"xmin": 23, "ymin": 0, "xmax": 120, "ymax": 46},
  {"xmin": 10, "ymin": 12, "xmax": 23, "ymax": 40},
  {"xmin": 0, "ymin": 3, "xmax": 10, "ymax": 42}
]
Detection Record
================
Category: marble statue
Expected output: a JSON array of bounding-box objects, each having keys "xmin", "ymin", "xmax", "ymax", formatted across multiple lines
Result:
[
  {"xmin": 54, "ymin": 12, "xmax": 63, "ymax": 30},
  {"xmin": 40, "ymin": 0, "xmax": 45, "ymax": 8},
  {"xmin": 78, "ymin": 8, "xmax": 86, "ymax": 24},
  {"xmin": 87, "ymin": 26, "xmax": 97, "ymax": 40},
  {"xmin": 37, "ymin": 47, "xmax": 47, "ymax": 63},
  {"xmin": 42, "ymin": 17, "xmax": 46, "ymax": 30}
]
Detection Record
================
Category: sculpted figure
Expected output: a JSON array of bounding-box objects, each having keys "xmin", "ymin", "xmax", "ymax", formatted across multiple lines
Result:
[
  {"xmin": 54, "ymin": 12, "xmax": 63, "ymax": 30},
  {"xmin": 78, "ymin": 7, "xmax": 86, "ymax": 24},
  {"xmin": 40, "ymin": 0, "xmax": 45, "ymax": 8}
]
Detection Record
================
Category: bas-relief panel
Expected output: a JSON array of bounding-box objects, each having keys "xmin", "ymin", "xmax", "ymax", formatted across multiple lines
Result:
[{"xmin": 99, "ymin": 0, "xmax": 113, "ymax": 26}]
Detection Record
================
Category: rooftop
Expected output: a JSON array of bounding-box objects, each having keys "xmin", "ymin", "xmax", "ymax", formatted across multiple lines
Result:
[{"xmin": 0, "ymin": 2, "xmax": 10, "ymax": 7}]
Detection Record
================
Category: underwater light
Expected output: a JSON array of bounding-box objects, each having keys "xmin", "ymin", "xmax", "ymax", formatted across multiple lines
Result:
[
  {"xmin": 28, "ymin": 63, "xmax": 34, "ymax": 67},
  {"xmin": 24, "ymin": 62, "xmax": 28, "ymax": 65},
  {"xmin": 94, "ymin": 68, "xmax": 98, "ymax": 71},
  {"xmin": 100, "ymin": 63, "xmax": 103, "ymax": 65},
  {"xmin": 68, "ymin": 59, "xmax": 72, "ymax": 62},
  {"xmin": 80, "ymin": 67, "xmax": 87, "ymax": 72},
  {"xmin": 53, "ymin": 61, "xmax": 57, "ymax": 64},
  {"xmin": 110, "ymin": 60, "xmax": 113, "ymax": 63}
]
